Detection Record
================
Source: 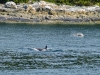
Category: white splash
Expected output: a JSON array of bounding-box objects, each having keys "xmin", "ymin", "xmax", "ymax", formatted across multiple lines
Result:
[{"xmin": 73, "ymin": 33, "xmax": 84, "ymax": 37}]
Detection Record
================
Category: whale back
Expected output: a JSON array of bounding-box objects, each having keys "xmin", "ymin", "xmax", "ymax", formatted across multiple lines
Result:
[{"xmin": 34, "ymin": 46, "xmax": 47, "ymax": 51}]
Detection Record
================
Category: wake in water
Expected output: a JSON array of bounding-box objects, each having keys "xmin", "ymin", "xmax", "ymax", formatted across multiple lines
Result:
[
  {"xmin": 26, "ymin": 47, "xmax": 63, "ymax": 52},
  {"xmin": 72, "ymin": 32, "xmax": 84, "ymax": 37}
]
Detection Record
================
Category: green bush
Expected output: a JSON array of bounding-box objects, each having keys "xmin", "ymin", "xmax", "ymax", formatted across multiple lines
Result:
[{"xmin": 0, "ymin": 0, "xmax": 100, "ymax": 6}]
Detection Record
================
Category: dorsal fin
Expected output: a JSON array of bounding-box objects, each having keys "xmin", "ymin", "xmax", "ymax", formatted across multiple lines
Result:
[{"xmin": 45, "ymin": 46, "xmax": 47, "ymax": 49}]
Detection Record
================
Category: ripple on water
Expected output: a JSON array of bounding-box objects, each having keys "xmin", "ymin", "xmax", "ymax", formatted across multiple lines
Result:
[{"xmin": 0, "ymin": 48, "xmax": 100, "ymax": 70}]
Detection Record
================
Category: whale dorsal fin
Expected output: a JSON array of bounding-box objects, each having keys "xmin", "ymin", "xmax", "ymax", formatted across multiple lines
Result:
[{"xmin": 45, "ymin": 46, "xmax": 47, "ymax": 49}]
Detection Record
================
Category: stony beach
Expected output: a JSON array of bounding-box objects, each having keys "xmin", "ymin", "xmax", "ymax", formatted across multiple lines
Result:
[{"xmin": 0, "ymin": 1, "xmax": 100, "ymax": 24}]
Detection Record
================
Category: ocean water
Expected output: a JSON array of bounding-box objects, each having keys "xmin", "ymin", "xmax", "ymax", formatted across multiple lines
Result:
[{"xmin": 0, "ymin": 23, "xmax": 100, "ymax": 75}]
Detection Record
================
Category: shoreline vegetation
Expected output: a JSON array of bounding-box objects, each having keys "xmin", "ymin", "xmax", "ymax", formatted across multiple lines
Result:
[
  {"xmin": 0, "ymin": 0, "xmax": 100, "ymax": 24},
  {"xmin": 1, "ymin": 0, "xmax": 100, "ymax": 6}
]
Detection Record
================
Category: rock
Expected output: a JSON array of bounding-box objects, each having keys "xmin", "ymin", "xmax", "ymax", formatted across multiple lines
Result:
[
  {"xmin": 26, "ymin": 5, "xmax": 36, "ymax": 14},
  {"xmin": 0, "ymin": 16, "xmax": 7, "ymax": 21},
  {"xmin": 30, "ymin": 8, "xmax": 36, "ymax": 14},
  {"xmin": 5, "ymin": 1, "xmax": 17, "ymax": 9},
  {"xmin": 32, "ymin": 1, "xmax": 46, "ymax": 8},
  {"xmin": 44, "ymin": 5, "xmax": 52, "ymax": 11},
  {"xmin": 48, "ymin": 10, "xmax": 56, "ymax": 15},
  {"xmin": 32, "ymin": 2, "xmax": 39, "ymax": 8},
  {"xmin": 26, "ymin": 5, "xmax": 33, "ymax": 12},
  {"xmin": 45, "ymin": 16, "xmax": 49, "ymax": 20},
  {"xmin": 95, "ymin": 6, "xmax": 100, "ymax": 13},
  {"xmin": 85, "ymin": 6, "xmax": 99, "ymax": 11},
  {"xmin": 33, "ymin": 1, "xmax": 53, "ymax": 11},
  {"xmin": 39, "ymin": 1, "xmax": 46, "ymax": 7}
]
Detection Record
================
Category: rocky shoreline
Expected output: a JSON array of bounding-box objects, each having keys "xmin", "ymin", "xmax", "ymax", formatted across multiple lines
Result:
[{"xmin": 0, "ymin": 1, "xmax": 100, "ymax": 24}]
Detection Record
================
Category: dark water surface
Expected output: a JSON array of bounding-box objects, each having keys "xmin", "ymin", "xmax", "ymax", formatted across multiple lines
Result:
[{"xmin": 0, "ymin": 23, "xmax": 100, "ymax": 75}]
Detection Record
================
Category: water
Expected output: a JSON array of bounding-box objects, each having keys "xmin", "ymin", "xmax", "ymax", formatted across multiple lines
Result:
[{"xmin": 0, "ymin": 23, "xmax": 100, "ymax": 75}]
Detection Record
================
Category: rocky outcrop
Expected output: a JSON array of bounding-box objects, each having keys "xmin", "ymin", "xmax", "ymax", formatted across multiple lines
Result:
[
  {"xmin": 5, "ymin": 1, "xmax": 17, "ymax": 9},
  {"xmin": 0, "ymin": 1, "xmax": 100, "ymax": 23}
]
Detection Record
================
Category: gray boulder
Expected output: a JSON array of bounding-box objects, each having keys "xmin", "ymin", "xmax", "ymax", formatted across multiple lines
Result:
[{"xmin": 5, "ymin": 1, "xmax": 17, "ymax": 9}]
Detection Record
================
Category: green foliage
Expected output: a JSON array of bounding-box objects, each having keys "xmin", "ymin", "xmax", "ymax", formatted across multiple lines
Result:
[
  {"xmin": 44, "ymin": 0, "xmax": 100, "ymax": 6},
  {"xmin": 14, "ymin": 0, "xmax": 29, "ymax": 3},
  {"xmin": 0, "ymin": 0, "xmax": 100, "ymax": 6},
  {"xmin": 0, "ymin": 0, "xmax": 29, "ymax": 3},
  {"xmin": 0, "ymin": 0, "xmax": 8, "ymax": 3}
]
